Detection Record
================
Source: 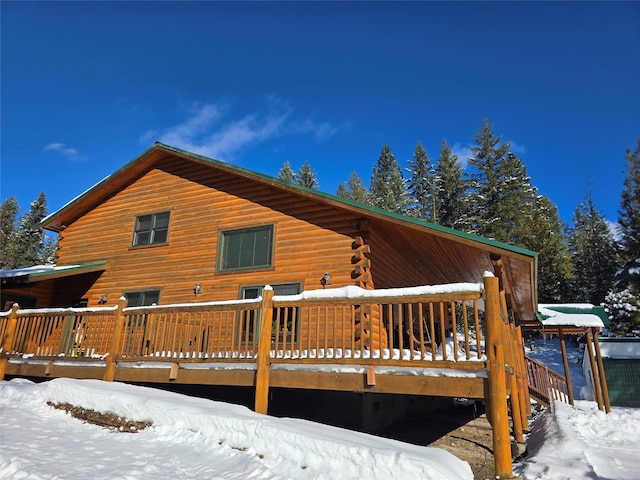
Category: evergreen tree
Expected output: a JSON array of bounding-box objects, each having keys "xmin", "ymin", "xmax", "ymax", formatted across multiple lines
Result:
[
  {"xmin": 0, "ymin": 196, "xmax": 20, "ymax": 268},
  {"xmin": 295, "ymin": 160, "xmax": 319, "ymax": 189},
  {"xmin": 278, "ymin": 161, "xmax": 295, "ymax": 183},
  {"xmin": 433, "ymin": 140, "xmax": 469, "ymax": 229},
  {"xmin": 602, "ymin": 288, "xmax": 640, "ymax": 336},
  {"xmin": 369, "ymin": 144, "xmax": 409, "ymax": 214},
  {"xmin": 42, "ymin": 234, "xmax": 59, "ymax": 265},
  {"xmin": 406, "ymin": 141, "xmax": 436, "ymax": 220},
  {"xmin": 336, "ymin": 171, "xmax": 369, "ymax": 204},
  {"xmin": 603, "ymin": 139, "xmax": 640, "ymax": 336},
  {"xmin": 465, "ymin": 119, "xmax": 511, "ymax": 239},
  {"xmin": 494, "ymin": 152, "xmax": 536, "ymax": 244},
  {"xmin": 12, "ymin": 193, "xmax": 50, "ymax": 268},
  {"xmin": 617, "ymin": 139, "xmax": 640, "ymax": 293},
  {"xmin": 522, "ymin": 192, "xmax": 573, "ymax": 303},
  {"xmin": 567, "ymin": 189, "xmax": 619, "ymax": 305}
]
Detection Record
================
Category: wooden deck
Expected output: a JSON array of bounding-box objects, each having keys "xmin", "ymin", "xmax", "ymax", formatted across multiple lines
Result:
[{"xmin": 1, "ymin": 276, "xmax": 527, "ymax": 478}]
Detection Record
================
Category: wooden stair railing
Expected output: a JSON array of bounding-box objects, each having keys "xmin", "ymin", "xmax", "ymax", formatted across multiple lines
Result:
[{"xmin": 525, "ymin": 355, "xmax": 573, "ymax": 407}]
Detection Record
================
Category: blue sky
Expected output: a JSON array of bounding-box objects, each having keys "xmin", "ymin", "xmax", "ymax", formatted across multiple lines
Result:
[{"xmin": 2, "ymin": 1, "xmax": 639, "ymax": 231}]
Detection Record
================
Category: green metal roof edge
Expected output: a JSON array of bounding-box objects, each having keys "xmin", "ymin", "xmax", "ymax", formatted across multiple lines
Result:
[
  {"xmin": 43, "ymin": 142, "xmax": 537, "ymax": 259},
  {"xmin": 28, "ymin": 260, "xmax": 108, "ymax": 278}
]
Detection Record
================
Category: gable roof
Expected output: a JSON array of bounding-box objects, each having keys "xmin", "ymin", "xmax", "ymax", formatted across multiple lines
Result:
[
  {"xmin": 41, "ymin": 142, "xmax": 538, "ymax": 319},
  {"xmin": 42, "ymin": 143, "xmax": 535, "ymax": 255}
]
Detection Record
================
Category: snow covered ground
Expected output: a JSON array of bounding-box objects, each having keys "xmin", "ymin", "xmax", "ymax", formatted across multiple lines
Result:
[
  {"xmin": 514, "ymin": 399, "xmax": 640, "ymax": 480},
  {"xmin": 0, "ymin": 377, "xmax": 471, "ymax": 480},
  {"xmin": 514, "ymin": 336, "xmax": 640, "ymax": 480},
  {"xmin": 1, "ymin": 336, "xmax": 638, "ymax": 480}
]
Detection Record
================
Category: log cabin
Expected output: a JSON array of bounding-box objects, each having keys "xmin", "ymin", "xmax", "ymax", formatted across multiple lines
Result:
[
  {"xmin": 3, "ymin": 142, "xmax": 538, "ymax": 318},
  {"xmin": 5, "ymin": 142, "xmax": 605, "ymax": 478}
]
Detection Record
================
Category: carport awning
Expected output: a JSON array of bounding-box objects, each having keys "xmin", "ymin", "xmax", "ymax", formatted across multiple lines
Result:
[
  {"xmin": 0, "ymin": 261, "xmax": 106, "ymax": 285},
  {"xmin": 537, "ymin": 303, "xmax": 610, "ymax": 328}
]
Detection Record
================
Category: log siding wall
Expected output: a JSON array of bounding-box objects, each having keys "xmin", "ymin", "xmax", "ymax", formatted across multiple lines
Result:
[{"xmin": 57, "ymin": 161, "xmax": 364, "ymax": 307}]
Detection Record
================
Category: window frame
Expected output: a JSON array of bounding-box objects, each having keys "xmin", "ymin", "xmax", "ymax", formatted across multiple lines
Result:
[
  {"xmin": 131, "ymin": 211, "xmax": 171, "ymax": 248},
  {"xmin": 218, "ymin": 224, "xmax": 275, "ymax": 272},
  {"xmin": 123, "ymin": 290, "xmax": 161, "ymax": 307},
  {"xmin": 237, "ymin": 283, "xmax": 301, "ymax": 345}
]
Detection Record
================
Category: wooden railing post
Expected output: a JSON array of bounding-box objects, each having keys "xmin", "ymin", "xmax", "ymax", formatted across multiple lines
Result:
[
  {"xmin": 0, "ymin": 304, "xmax": 20, "ymax": 380},
  {"xmin": 516, "ymin": 327, "xmax": 532, "ymax": 419},
  {"xmin": 103, "ymin": 297, "xmax": 128, "ymax": 382},
  {"xmin": 592, "ymin": 328, "xmax": 611, "ymax": 413},
  {"xmin": 558, "ymin": 329, "xmax": 575, "ymax": 405},
  {"xmin": 585, "ymin": 329, "xmax": 604, "ymax": 411},
  {"xmin": 255, "ymin": 286, "xmax": 274, "ymax": 415},
  {"xmin": 484, "ymin": 275, "xmax": 513, "ymax": 479},
  {"xmin": 509, "ymin": 369, "xmax": 524, "ymax": 443}
]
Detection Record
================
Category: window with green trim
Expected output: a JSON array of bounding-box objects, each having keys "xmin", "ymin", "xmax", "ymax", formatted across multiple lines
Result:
[
  {"xmin": 132, "ymin": 212, "xmax": 170, "ymax": 247},
  {"xmin": 219, "ymin": 225, "xmax": 274, "ymax": 271},
  {"xmin": 124, "ymin": 290, "xmax": 160, "ymax": 307}
]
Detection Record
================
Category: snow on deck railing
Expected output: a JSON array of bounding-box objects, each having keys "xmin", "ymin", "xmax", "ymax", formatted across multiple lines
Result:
[{"xmin": 273, "ymin": 283, "xmax": 484, "ymax": 303}]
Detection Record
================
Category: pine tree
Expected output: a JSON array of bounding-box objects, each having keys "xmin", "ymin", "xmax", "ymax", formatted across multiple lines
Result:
[
  {"xmin": 369, "ymin": 144, "xmax": 409, "ymax": 214},
  {"xmin": 41, "ymin": 234, "xmax": 59, "ymax": 265},
  {"xmin": 12, "ymin": 192, "xmax": 50, "ymax": 268},
  {"xmin": 0, "ymin": 196, "xmax": 20, "ymax": 268},
  {"xmin": 295, "ymin": 160, "xmax": 319, "ymax": 189},
  {"xmin": 466, "ymin": 120, "xmax": 511, "ymax": 239},
  {"xmin": 433, "ymin": 140, "xmax": 469, "ymax": 229},
  {"xmin": 278, "ymin": 161, "xmax": 295, "ymax": 183},
  {"xmin": 603, "ymin": 139, "xmax": 640, "ymax": 336},
  {"xmin": 522, "ymin": 192, "xmax": 573, "ymax": 303},
  {"xmin": 406, "ymin": 141, "xmax": 436, "ymax": 220},
  {"xmin": 567, "ymin": 189, "xmax": 619, "ymax": 305},
  {"xmin": 602, "ymin": 288, "xmax": 640, "ymax": 336},
  {"xmin": 495, "ymin": 152, "xmax": 536, "ymax": 244},
  {"xmin": 336, "ymin": 171, "xmax": 369, "ymax": 204},
  {"xmin": 617, "ymin": 139, "xmax": 640, "ymax": 293}
]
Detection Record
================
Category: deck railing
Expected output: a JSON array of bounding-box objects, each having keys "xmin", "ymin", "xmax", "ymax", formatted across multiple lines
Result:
[
  {"xmin": 0, "ymin": 284, "xmax": 487, "ymax": 366},
  {"xmin": 0, "ymin": 305, "xmax": 119, "ymax": 359}
]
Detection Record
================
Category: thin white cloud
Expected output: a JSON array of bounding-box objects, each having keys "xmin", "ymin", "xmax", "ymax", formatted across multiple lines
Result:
[
  {"xmin": 43, "ymin": 143, "xmax": 86, "ymax": 162},
  {"xmin": 143, "ymin": 98, "xmax": 338, "ymax": 161},
  {"xmin": 159, "ymin": 103, "xmax": 223, "ymax": 150},
  {"xmin": 450, "ymin": 142, "xmax": 472, "ymax": 168},
  {"xmin": 509, "ymin": 141, "xmax": 527, "ymax": 155},
  {"xmin": 139, "ymin": 130, "xmax": 157, "ymax": 145},
  {"xmin": 293, "ymin": 119, "xmax": 339, "ymax": 142}
]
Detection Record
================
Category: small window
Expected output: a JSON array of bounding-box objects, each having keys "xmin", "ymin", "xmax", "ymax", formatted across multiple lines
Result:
[
  {"xmin": 219, "ymin": 225, "xmax": 274, "ymax": 272},
  {"xmin": 124, "ymin": 290, "xmax": 160, "ymax": 307},
  {"xmin": 132, "ymin": 212, "xmax": 170, "ymax": 247}
]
